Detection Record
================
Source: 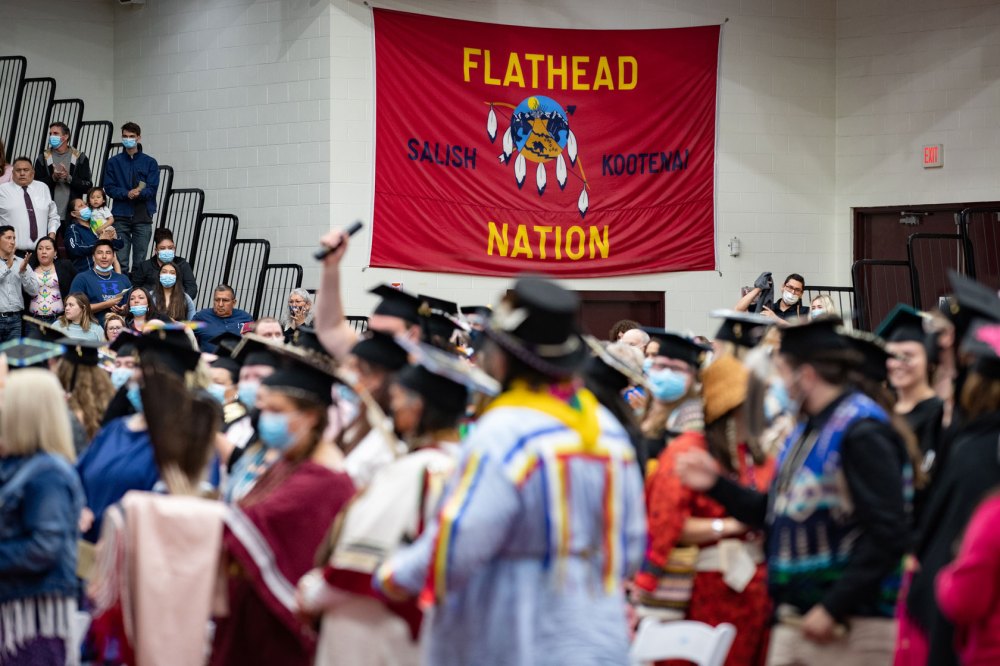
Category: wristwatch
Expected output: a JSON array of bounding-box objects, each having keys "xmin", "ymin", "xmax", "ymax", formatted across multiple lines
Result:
[{"xmin": 711, "ymin": 519, "xmax": 725, "ymax": 537}]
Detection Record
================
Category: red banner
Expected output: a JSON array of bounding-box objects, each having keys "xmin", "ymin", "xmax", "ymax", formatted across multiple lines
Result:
[{"xmin": 370, "ymin": 10, "xmax": 720, "ymax": 278}]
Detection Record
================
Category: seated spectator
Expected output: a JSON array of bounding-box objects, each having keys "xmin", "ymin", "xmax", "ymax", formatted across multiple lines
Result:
[
  {"xmin": 283, "ymin": 288, "xmax": 314, "ymax": 341},
  {"xmin": 620, "ymin": 327, "xmax": 650, "ymax": 351},
  {"xmin": 253, "ymin": 316, "xmax": 284, "ymax": 342},
  {"xmin": 68, "ymin": 240, "xmax": 131, "ymax": 325},
  {"xmin": 192, "ymin": 285, "xmax": 253, "ymax": 352},
  {"xmin": 0, "ymin": 368, "xmax": 84, "ymax": 665},
  {"xmin": 129, "ymin": 227, "xmax": 198, "ymax": 300},
  {"xmin": 735, "ymin": 272, "xmax": 809, "ymax": 324},
  {"xmin": 55, "ymin": 339, "xmax": 117, "ymax": 441},
  {"xmin": 65, "ymin": 198, "xmax": 124, "ymax": 273},
  {"xmin": 609, "ymin": 318, "xmax": 641, "ymax": 341},
  {"xmin": 104, "ymin": 313, "xmax": 126, "ymax": 344},
  {"xmin": 151, "ymin": 262, "xmax": 194, "ymax": 320},
  {"xmin": 51, "ymin": 292, "xmax": 106, "ymax": 342},
  {"xmin": 125, "ymin": 287, "xmax": 168, "ymax": 333},
  {"xmin": 809, "ymin": 293, "xmax": 838, "ymax": 319},
  {"xmin": 24, "ymin": 236, "xmax": 76, "ymax": 335}
]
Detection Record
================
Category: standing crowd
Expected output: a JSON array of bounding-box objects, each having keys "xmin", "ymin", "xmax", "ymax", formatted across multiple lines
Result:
[{"xmin": 0, "ymin": 219, "xmax": 999, "ymax": 666}]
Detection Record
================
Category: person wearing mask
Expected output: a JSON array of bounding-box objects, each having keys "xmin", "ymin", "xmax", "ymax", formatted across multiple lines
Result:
[
  {"xmin": 735, "ymin": 272, "xmax": 809, "ymax": 325},
  {"xmin": 582, "ymin": 339, "xmax": 648, "ymax": 454},
  {"xmin": 906, "ymin": 320, "xmax": 1000, "ymax": 666},
  {"xmin": 373, "ymin": 277, "xmax": 646, "ymax": 666},
  {"xmin": 68, "ymin": 240, "xmax": 131, "ymax": 325},
  {"xmin": 55, "ymin": 338, "xmax": 117, "ymax": 443},
  {"xmin": 24, "ymin": 235, "xmax": 76, "ymax": 337},
  {"xmin": 638, "ymin": 328, "xmax": 711, "ymax": 476},
  {"xmin": 677, "ymin": 317, "xmax": 909, "ymax": 665},
  {"xmin": 810, "ymin": 294, "xmax": 839, "ymax": 320},
  {"xmin": 0, "ymin": 157, "xmax": 60, "ymax": 253},
  {"xmin": 0, "ymin": 225, "xmax": 40, "ymax": 341},
  {"xmin": 300, "ymin": 343, "xmax": 497, "ymax": 666},
  {"xmin": 102, "ymin": 122, "xmax": 159, "ymax": 274},
  {"xmin": 129, "ymin": 227, "xmax": 198, "ymax": 300},
  {"xmin": 151, "ymin": 262, "xmax": 194, "ymax": 321},
  {"xmin": 636, "ymin": 354, "xmax": 774, "ymax": 665},
  {"xmin": 208, "ymin": 356, "xmax": 247, "ymax": 428},
  {"xmin": 124, "ymin": 287, "xmax": 168, "ymax": 333},
  {"xmin": 283, "ymin": 287, "xmax": 314, "ymax": 341},
  {"xmin": 210, "ymin": 347, "xmax": 356, "ymax": 666},
  {"xmin": 51, "ymin": 292, "xmax": 106, "ymax": 342},
  {"xmin": 0, "ymin": 368, "xmax": 85, "ymax": 664},
  {"xmin": 192, "ymin": 285, "xmax": 253, "ymax": 352},
  {"xmin": 65, "ymin": 197, "xmax": 124, "ymax": 273},
  {"xmin": 34, "ymin": 121, "xmax": 93, "ymax": 246},
  {"xmin": 77, "ymin": 325, "xmax": 206, "ymax": 542}
]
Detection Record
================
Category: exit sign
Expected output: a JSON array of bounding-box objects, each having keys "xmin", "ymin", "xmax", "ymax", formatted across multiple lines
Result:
[{"xmin": 923, "ymin": 144, "xmax": 943, "ymax": 168}]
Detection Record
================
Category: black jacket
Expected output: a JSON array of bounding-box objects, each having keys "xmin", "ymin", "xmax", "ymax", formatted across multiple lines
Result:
[
  {"xmin": 129, "ymin": 256, "xmax": 198, "ymax": 300},
  {"xmin": 34, "ymin": 148, "xmax": 93, "ymax": 220}
]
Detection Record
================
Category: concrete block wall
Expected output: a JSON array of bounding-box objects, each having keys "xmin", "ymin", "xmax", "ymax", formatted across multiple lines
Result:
[{"xmin": 834, "ymin": 0, "xmax": 1000, "ymax": 283}]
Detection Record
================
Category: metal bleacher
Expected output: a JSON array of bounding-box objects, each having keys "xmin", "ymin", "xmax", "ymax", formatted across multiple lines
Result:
[{"xmin": 0, "ymin": 54, "xmax": 308, "ymax": 322}]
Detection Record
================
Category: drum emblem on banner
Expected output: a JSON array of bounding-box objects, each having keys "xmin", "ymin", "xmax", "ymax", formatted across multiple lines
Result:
[{"xmin": 485, "ymin": 95, "xmax": 590, "ymax": 218}]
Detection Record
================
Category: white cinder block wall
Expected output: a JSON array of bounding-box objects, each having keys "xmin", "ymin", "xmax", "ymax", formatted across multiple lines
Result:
[{"xmin": 834, "ymin": 0, "xmax": 1000, "ymax": 279}]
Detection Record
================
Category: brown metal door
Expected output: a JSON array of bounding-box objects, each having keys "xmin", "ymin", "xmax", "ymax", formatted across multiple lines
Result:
[{"xmin": 575, "ymin": 290, "xmax": 665, "ymax": 340}]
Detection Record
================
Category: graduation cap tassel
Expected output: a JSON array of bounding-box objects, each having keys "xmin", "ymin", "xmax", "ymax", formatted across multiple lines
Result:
[
  {"xmin": 487, "ymin": 104, "xmax": 498, "ymax": 142},
  {"xmin": 536, "ymin": 162, "xmax": 547, "ymax": 196},
  {"xmin": 514, "ymin": 153, "xmax": 526, "ymax": 189},
  {"xmin": 556, "ymin": 154, "xmax": 567, "ymax": 190}
]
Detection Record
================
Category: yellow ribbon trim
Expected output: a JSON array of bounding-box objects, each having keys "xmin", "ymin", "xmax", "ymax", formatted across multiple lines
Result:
[{"xmin": 486, "ymin": 381, "xmax": 601, "ymax": 450}]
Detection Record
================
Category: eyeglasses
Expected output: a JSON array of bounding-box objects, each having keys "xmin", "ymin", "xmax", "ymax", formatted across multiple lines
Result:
[{"xmin": 784, "ymin": 284, "xmax": 804, "ymax": 295}]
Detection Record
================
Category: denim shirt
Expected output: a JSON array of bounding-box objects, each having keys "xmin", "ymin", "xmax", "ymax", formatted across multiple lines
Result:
[{"xmin": 0, "ymin": 453, "xmax": 85, "ymax": 604}]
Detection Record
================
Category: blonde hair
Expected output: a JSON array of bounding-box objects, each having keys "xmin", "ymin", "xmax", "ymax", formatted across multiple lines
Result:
[
  {"xmin": 810, "ymin": 294, "xmax": 838, "ymax": 316},
  {"xmin": 1, "ymin": 369, "xmax": 75, "ymax": 462}
]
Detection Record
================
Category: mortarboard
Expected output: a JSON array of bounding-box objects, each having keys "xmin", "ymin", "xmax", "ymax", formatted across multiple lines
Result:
[
  {"xmin": 0, "ymin": 338, "xmax": 65, "ymax": 368},
  {"xmin": 945, "ymin": 270, "xmax": 1000, "ymax": 342},
  {"xmin": 22, "ymin": 315, "xmax": 64, "ymax": 342},
  {"xmin": 710, "ymin": 309, "xmax": 772, "ymax": 349},
  {"xmin": 838, "ymin": 327, "xmax": 891, "ymax": 382},
  {"xmin": 209, "ymin": 331, "xmax": 243, "ymax": 359},
  {"xmin": 778, "ymin": 315, "xmax": 854, "ymax": 361},
  {"xmin": 210, "ymin": 356, "xmax": 241, "ymax": 383},
  {"xmin": 419, "ymin": 294, "xmax": 459, "ymax": 316},
  {"xmin": 960, "ymin": 319, "xmax": 1000, "ymax": 380},
  {"xmin": 351, "ymin": 330, "xmax": 409, "ymax": 372},
  {"xmin": 876, "ymin": 304, "xmax": 929, "ymax": 344},
  {"xmin": 394, "ymin": 336, "xmax": 500, "ymax": 408},
  {"xmin": 642, "ymin": 328, "xmax": 711, "ymax": 368},
  {"xmin": 57, "ymin": 338, "xmax": 103, "ymax": 367},
  {"xmin": 133, "ymin": 324, "xmax": 202, "ymax": 376},
  {"xmin": 262, "ymin": 344, "xmax": 339, "ymax": 406},
  {"xmin": 370, "ymin": 284, "xmax": 423, "ymax": 325},
  {"xmin": 232, "ymin": 334, "xmax": 282, "ymax": 369},
  {"xmin": 288, "ymin": 325, "xmax": 329, "ymax": 358}
]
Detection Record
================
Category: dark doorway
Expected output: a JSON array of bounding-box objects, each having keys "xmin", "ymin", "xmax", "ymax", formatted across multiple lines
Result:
[{"xmin": 575, "ymin": 290, "xmax": 665, "ymax": 340}]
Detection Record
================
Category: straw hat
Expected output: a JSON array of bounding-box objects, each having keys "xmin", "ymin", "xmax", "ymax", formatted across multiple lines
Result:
[{"xmin": 701, "ymin": 354, "xmax": 749, "ymax": 425}]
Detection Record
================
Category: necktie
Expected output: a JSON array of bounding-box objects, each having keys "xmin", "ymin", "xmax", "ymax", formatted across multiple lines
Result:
[{"xmin": 22, "ymin": 186, "xmax": 38, "ymax": 241}]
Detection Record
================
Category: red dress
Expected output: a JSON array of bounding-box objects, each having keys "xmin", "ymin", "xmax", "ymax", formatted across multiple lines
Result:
[{"xmin": 641, "ymin": 432, "xmax": 774, "ymax": 666}]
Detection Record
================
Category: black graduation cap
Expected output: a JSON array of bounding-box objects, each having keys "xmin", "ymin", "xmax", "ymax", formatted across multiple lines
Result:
[
  {"xmin": 22, "ymin": 315, "xmax": 64, "ymax": 342},
  {"xmin": 288, "ymin": 325, "xmax": 328, "ymax": 357},
  {"xmin": 838, "ymin": 328, "xmax": 891, "ymax": 382},
  {"xmin": 945, "ymin": 270, "xmax": 1000, "ymax": 340},
  {"xmin": 460, "ymin": 305, "xmax": 491, "ymax": 318},
  {"xmin": 0, "ymin": 338, "xmax": 65, "ymax": 368},
  {"xmin": 210, "ymin": 356, "xmax": 241, "ymax": 383},
  {"xmin": 710, "ymin": 309, "xmax": 772, "ymax": 349},
  {"xmin": 960, "ymin": 319, "xmax": 1000, "ymax": 380},
  {"xmin": 209, "ymin": 331, "xmax": 243, "ymax": 359},
  {"xmin": 232, "ymin": 334, "xmax": 282, "ymax": 369},
  {"xmin": 351, "ymin": 330, "xmax": 409, "ymax": 371},
  {"xmin": 778, "ymin": 315, "xmax": 853, "ymax": 361},
  {"xmin": 876, "ymin": 304, "xmax": 928, "ymax": 344},
  {"xmin": 58, "ymin": 338, "xmax": 103, "ymax": 367},
  {"xmin": 423, "ymin": 313, "xmax": 464, "ymax": 345},
  {"xmin": 419, "ymin": 294, "xmax": 459, "ymax": 316},
  {"xmin": 262, "ymin": 344, "xmax": 339, "ymax": 406},
  {"xmin": 642, "ymin": 328, "xmax": 711, "ymax": 368},
  {"xmin": 370, "ymin": 284, "xmax": 423, "ymax": 325},
  {"xmin": 109, "ymin": 330, "xmax": 140, "ymax": 356},
  {"xmin": 394, "ymin": 336, "xmax": 500, "ymax": 410},
  {"xmin": 133, "ymin": 324, "xmax": 202, "ymax": 376}
]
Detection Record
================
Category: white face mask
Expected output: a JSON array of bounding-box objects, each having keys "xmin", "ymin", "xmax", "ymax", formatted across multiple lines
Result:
[
  {"xmin": 782, "ymin": 290, "xmax": 800, "ymax": 306},
  {"xmin": 810, "ymin": 308, "xmax": 825, "ymax": 319}
]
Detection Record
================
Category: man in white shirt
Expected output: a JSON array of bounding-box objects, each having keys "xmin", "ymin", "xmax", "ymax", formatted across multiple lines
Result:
[
  {"xmin": 0, "ymin": 157, "xmax": 61, "ymax": 253},
  {"xmin": 0, "ymin": 225, "xmax": 41, "ymax": 342}
]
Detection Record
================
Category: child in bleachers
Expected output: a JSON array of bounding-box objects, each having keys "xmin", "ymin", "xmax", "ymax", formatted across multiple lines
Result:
[
  {"xmin": 86, "ymin": 186, "xmax": 114, "ymax": 234},
  {"xmin": 65, "ymin": 198, "xmax": 125, "ymax": 273}
]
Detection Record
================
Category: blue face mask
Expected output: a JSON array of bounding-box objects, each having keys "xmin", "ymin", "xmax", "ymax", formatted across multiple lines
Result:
[
  {"xmin": 49, "ymin": 135, "xmax": 62, "ymax": 148},
  {"xmin": 110, "ymin": 367, "xmax": 132, "ymax": 390},
  {"xmin": 79, "ymin": 207, "xmax": 93, "ymax": 221},
  {"xmin": 126, "ymin": 383, "xmax": 143, "ymax": 413},
  {"xmin": 207, "ymin": 383, "xmax": 228, "ymax": 404},
  {"xmin": 258, "ymin": 411, "xmax": 294, "ymax": 450},
  {"xmin": 810, "ymin": 308, "xmax": 825, "ymax": 319},
  {"xmin": 122, "ymin": 137, "xmax": 138, "ymax": 149},
  {"xmin": 237, "ymin": 381, "xmax": 260, "ymax": 408},
  {"xmin": 94, "ymin": 263, "xmax": 113, "ymax": 274},
  {"xmin": 130, "ymin": 305, "xmax": 148, "ymax": 317},
  {"xmin": 158, "ymin": 250, "xmax": 175, "ymax": 263},
  {"xmin": 647, "ymin": 367, "xmax": 689, "ymax": 402},
  {"xmin": 764, "ymin": 379, "xmax": 789, "ymax": 422},
  {"xmin": 159, "ymin": 273, "xmax": 177, "ymax": 288}
]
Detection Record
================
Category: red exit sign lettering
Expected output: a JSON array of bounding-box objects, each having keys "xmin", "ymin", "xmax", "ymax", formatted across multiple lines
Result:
[{"xmin": 923, "ymin": 144, "xmax": 943, "ymax": 168}]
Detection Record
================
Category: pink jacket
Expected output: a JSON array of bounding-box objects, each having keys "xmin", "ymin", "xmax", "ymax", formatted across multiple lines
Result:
[{"xmin": 937, "ymin": 494, "xmax": 1000, "ymax": 666}]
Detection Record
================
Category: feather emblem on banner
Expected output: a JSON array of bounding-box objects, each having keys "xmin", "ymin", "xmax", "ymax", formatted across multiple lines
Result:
[
  {"xmin": 487, "ymin": 104, "xmax": 498, "ymax": 142},
  {"xmin": 578, "ymin": 187, "xmax": 589, "ymax": 218},
  {"xmin": 556, "ymin": 154, "xmax": 567, "ymax": 190},
  {"xmin": 514, "ymin": 153, "xmax": 526, "ymax": 189},
  {"xmin": 536, "ymin": 162, "xmax": 547, "ymax": 195},
  {"xmin": 500, "ymin": 127, "xmax": 513, "ymax": 164},
  {"xmin": 566, "ymin": 131, "xmax": 578, "ymax": 166}
]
